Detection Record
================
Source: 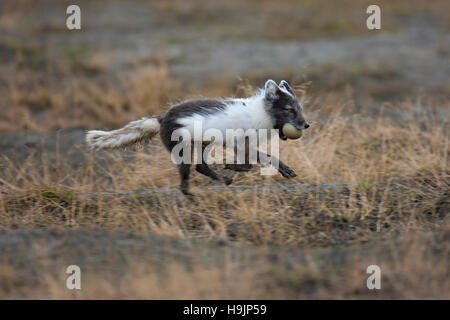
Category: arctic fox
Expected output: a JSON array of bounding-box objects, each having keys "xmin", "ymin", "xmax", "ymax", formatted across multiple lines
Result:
[{"xmin": 86, "ymin": 79, "xmax": 309, "ymax": 195}]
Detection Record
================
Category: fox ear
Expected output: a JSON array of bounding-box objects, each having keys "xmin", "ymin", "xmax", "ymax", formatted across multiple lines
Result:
[
  {"xmin": 264, "ymin": 79, "xmax": 279, "ymax": 100},
  {"xmin": 279, "ymin": 80, "xmax": 294, "ymax": 95}
]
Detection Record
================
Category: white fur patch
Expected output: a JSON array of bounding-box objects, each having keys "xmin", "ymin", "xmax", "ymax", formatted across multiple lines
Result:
[{"xmin": 176, "ymin": 92, "xmax": 274, "ymax": 141}]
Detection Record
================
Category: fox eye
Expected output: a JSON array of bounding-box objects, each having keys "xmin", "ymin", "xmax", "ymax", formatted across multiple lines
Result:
[{"xmin": 288, "ymin": 108, "xmax": 296, "ymax": 115}]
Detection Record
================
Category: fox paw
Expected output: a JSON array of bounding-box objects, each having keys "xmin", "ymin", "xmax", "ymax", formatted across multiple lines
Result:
[
  {"xmin": 223, "ymin": 176, "xmax": 233, "ymax": 185},
  {"xmin": 279, "ymin": 166, "xmax": 297, "ymax": 178}
]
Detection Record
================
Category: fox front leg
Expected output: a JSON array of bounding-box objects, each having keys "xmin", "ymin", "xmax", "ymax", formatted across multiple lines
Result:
[
  {"xmin": 196, "ymin": 146, "xmax": 233, "ymax": 185},
  {"xmin": 257, "ymin": 151, "xmax": 297, "ymax": 179},
  {"xmin": 277, "ymin": 161, "xmax": 297, "ymax": 178}
]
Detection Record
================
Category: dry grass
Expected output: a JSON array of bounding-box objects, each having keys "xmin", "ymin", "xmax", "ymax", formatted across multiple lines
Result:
[
  {"xmin": 1, "ymin": 75, "xmax": 448, "ymax": 298},
  {"xmin": 0, "ymin": 51, "xmax": 448, "ymax": 298},
  {"xmin": 1, "ymin": 95, "xmax": 448, "ymax": 243},
  {"xmin": 0, "ymin": 0, "xmax": 448, "ymax": 299},
  {"xmin": 1, "ymin": 228, "xmax": 448, "ymax": 299},
  {"xmin": 0, "ymin": 58, "xmax": 176, "ymax": 132}
]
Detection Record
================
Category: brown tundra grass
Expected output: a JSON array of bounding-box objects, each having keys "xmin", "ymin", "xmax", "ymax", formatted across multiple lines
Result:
[
  {"xmin": 0, "ymin": 88, "xmax": 448, "ymax": 243},
  {"xmin": 0, "ymin": 65, "xmax": 448, "ymax": 299}
]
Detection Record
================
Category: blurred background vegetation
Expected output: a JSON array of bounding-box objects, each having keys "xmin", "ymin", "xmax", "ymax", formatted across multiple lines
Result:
[
  {"xmin": 0, "ymin": 0, "xmax": 448, "ymax": 299},
  {"xmin": 0, "ymin": 0, "xmax": 448, "ymax": 131}
]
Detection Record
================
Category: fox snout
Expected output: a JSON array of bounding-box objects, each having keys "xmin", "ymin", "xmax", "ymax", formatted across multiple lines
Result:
[{"xmin": 295, "ymin": 121, "xmax": 309, "ymax": 130}]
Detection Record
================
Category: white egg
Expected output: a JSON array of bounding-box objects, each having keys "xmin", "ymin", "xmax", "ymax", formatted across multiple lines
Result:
[{"xmin": 282, "ymin": 123, "xmax": 303, "ymax": 139}]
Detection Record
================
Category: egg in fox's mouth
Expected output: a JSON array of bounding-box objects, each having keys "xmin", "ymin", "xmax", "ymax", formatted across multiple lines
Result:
[{"xmin": 281, "ymin": 123, "xmax": 303, "ymax": 140}]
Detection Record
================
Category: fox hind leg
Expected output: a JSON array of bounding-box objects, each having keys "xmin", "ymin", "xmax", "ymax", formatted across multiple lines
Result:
[{"xmin": 178, "ymin": 163, "xmax": 193, "ymax": 196}]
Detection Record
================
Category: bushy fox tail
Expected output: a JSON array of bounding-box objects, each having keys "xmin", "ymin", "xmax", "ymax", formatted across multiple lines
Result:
[{"xmin": 86, "ymin": 117, "xmax": 161, "ymax": 150}]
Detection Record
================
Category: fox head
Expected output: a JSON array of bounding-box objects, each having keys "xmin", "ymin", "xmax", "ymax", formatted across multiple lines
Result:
[{"xmin": 264, "ymin": 79, "xmax": 309, "ymax": 140}]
